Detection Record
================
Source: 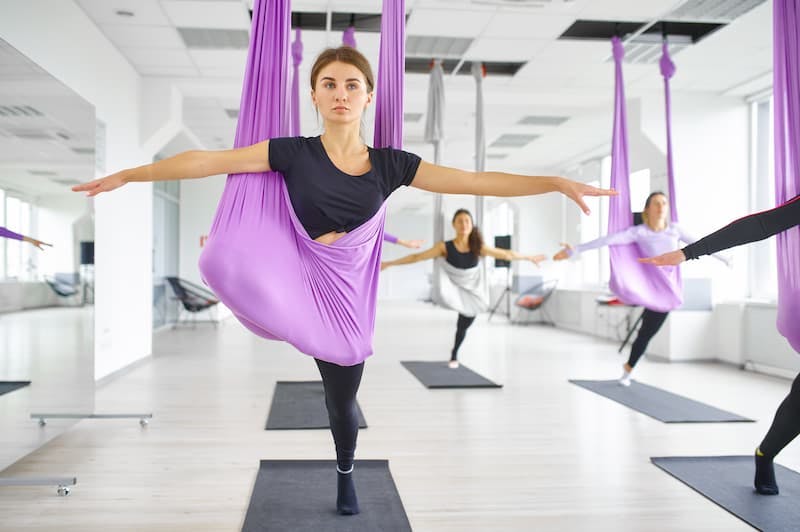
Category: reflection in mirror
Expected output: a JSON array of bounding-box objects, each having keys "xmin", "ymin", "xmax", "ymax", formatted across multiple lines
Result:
[{"xmin": 0, "ymin": 39, "xmax": 95, "ymax": 472}]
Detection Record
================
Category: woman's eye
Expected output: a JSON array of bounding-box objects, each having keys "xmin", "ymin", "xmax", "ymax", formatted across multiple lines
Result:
[
  {"xmin": 325, "ymin": 82, "xmax": 335, "ymax": 89},
  {"xmin": 348, "ymin": 84, "xmax": 357, "ymax": 90}
]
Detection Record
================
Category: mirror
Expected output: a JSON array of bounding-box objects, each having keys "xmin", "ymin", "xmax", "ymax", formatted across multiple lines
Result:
[{"xmin": 0, "ymin": 38, "xmax": 95, "ymax": 471}]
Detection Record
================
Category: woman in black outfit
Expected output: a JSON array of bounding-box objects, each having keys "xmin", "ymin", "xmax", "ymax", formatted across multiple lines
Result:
[
  {"xmin": 382, "ymin": 208, "xmax": 545, "ymax": 368},
  {"xmin": 643, "ymin": 194, "xmax": 800, "ymax": 495}
]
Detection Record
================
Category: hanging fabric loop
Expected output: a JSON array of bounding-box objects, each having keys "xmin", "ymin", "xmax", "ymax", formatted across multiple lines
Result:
[
  {"xmin": 773, "ymin": 0, "xmax": 800, "ymax": 351},
  {"xmin": 606, "ymin": 36, "xmax": 683, "ymax": 312},
  {"xmin": 198, "ymin": 0, "xmax": 406, "ymax": 365}
]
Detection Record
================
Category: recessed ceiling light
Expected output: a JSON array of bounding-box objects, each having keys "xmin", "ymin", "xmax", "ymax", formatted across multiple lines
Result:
[{"xmin": 115, "ymin": 9, "xmax": 135, "ymax": 17}]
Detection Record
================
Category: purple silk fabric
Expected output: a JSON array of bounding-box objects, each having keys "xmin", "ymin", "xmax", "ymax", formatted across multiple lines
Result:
[
  {"xmin": 289, "ymin": 28, "xmax": 302, "ymax": 137},
  {"xmin": 383, "ymin": 233, "xmax": 398, "ymax": 244},
  {"xmin": 0, "ymin": 227, "xmax": 23, "ymax": 241},
  {"xmin": 774, "ymin": 0, "xmax": 800, "ymax": 352},
  {"xmin": 198, "ymin": 0, "xmax": 402, "ymax": 366},
  {"xmin": 607, "ymin": 37, "xmax": 682, "ymax": 312},
  {"xmin": 373, "ymin": 0, "xmax": 405, "ymax": 149},
  {"xmin": 343, "ymin": 26, "xmax": 357, "ymax": 48}
]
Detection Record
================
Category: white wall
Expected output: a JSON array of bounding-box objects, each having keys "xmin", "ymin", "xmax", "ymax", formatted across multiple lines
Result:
[{"xmin": 1, "ymin": 0, "xmax": 153, "ymax": 380}]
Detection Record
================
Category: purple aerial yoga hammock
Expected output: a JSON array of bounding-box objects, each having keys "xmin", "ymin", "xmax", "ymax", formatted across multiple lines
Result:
[
  {"xmin": 289, "ymin": 28, "xmax": 302, "ymax": 136},
  {"xmin": 198, "ymin": 0, "xmax": 405, "ymax": 366},
  {"xmin": 774, "ymin": 0, "xmax": 800, "ymax": 352},
  {"xmin": 607, "ymin": 37, "xmax": 682, "ymax": 313},
  {"xmin": 343, "ymin": 26, "xmax": 357, "ymax": 48}
]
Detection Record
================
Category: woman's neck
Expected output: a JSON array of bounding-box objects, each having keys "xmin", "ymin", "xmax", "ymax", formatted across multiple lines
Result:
[
  {"xmin": 454, "ymin": 234, "xmax": 469, "ymax": 246},
  {"xmin": 320, "ymin": 123, "xmax": 364, "ymax": 157},
  {"xmin": 646, "ymin": 219, "xmax": 668, "ymax": 232}
]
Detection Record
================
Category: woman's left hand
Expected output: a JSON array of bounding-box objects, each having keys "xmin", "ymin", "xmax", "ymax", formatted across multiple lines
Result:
[
  {"xmin": 23, "ymin": 237, "xmax": 52, "ymax": 250},
  {"xmin": 559, "ymin": 178, "xmax": 617, "ymax": 215},
  {"xmin": 528, "ymin": 254, "xmax": 547, "ymax": 267},
  {"xmin": 639, "ymin": 249, "xmax": 686, "ymax": 266}
]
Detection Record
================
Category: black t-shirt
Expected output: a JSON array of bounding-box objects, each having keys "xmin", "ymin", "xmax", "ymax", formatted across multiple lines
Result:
[
  {"xmin": 445, "ymin": 240, "xmax": 480, "ymax": 269},
  {"xmin": 268, "ymin": 136, "xmax": 422, "ymax": 239}
]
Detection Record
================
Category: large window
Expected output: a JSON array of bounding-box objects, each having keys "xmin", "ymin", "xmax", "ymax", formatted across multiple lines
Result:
[{"xmin": 749, "ymin": 97, "xmax": 778, "ymax": 301}]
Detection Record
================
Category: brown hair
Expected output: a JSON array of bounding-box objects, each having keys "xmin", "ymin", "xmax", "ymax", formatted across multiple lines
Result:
[
  {"xmin": 452, "ymin": 209, "xmax": 483, "ymax": 257},
  {"xmin": 310, "ymin": 46, "xmax": 375, "ymax": 93},
  {"xmin": 641, "ymin": 191, "xmax": 667, "ymax": 226}
]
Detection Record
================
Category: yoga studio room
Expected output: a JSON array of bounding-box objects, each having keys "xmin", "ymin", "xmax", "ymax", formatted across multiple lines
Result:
[{"xmin": 0, "ymin": 0, "xmax": 797, "ymax": 530}]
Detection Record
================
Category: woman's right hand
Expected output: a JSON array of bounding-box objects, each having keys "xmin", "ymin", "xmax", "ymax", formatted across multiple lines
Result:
[
  {"xmin": 72, "ymin": 171, "xmax": 127, "ymax": 197},
  {"xmin": 553, "ymin": 243, "xmax": 573, "ymax": 261}
]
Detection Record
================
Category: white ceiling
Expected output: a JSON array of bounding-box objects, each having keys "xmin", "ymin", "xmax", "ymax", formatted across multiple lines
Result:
[
  {"xmin": 69, "ymin": 0, "xmax": 772, "ymax": 207},
  {"xmin": 0, "ymin": 39, "xmax": 95, "ymax": 198}
]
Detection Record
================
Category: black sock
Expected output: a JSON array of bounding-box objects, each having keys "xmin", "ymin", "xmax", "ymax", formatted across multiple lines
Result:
[
  {"xmin": 754, "ymin": 449, "xmax": 779, "ymax": 495},
  {"xmin": 336, "ymin": 468, "xmax": 360, "ymax": 515}
]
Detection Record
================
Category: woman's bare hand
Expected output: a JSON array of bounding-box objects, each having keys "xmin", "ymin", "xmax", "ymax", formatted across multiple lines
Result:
[
  {"xmin": 638, "ymin": 249, "xmax": 686, "ymax": 266},
  {"xmin": 72, "ymin": 172, "xmax": 127, "ymax": 197},
  {"xmin": 553, "ymin": 243, "xmax": 573, "ymax": 261},
  {"xmin": 559, "ymin": 179, "xmax": 617, "ymax": 215}
]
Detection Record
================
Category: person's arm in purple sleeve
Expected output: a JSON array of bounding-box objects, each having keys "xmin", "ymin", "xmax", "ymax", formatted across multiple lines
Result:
[
  {"xmin": 552, "ymin": 226, "xmax": 637, "ymax": 261},
  {"xmin": 0, "ymin": 227, "xmax": 52, "ymax": 250},
  {"xmin": 641, "ymin": 195, "xmax": 800, "ymax": 266},
  {"xmin": 0, "ymin": 226, "xmax": 24, "ymax": 241},
  {"xmin": 383, "ymin": 232, "xmax": 424, "ymax": 249}
]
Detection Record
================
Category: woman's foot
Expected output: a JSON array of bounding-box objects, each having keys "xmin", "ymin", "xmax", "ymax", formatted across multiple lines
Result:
[
  {"xmin": 448, "ymin": 360, "xmax": 460, "ymax": 369},
  {"xmin": 336, "ymin": 467, "xmax": 360, "ymax": 515},
  {"xmin": 754, "ymin": 448, "xmax": 779, "ymax": 495},
  {"xmin": 618, "ymin": 363, "xmax": 633, "ymax": 386}
]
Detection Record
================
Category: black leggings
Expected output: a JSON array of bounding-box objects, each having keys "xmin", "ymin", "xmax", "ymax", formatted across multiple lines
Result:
[
  {"xmin": 759, "ymin": 372, "xmax": 800, "ymax": 459},
  {"xmin": 627, "ymin": 309, "xmax": 669, "ymax": 368},
  {"xmin": 315, "ymin": 358, "xmax": 364, "ymax": 471},
  {"xmin": 451, "ymin": 314, "xmax": 476, "ymax": 361}
]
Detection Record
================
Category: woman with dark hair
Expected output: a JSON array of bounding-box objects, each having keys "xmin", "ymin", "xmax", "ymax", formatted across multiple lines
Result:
[
  {"xmin": 382, "ymin": 208, "xmax": 546, "ymax": 368},
  {"xmin": 554, "ymin": 191, "xmax": 729, "ymax": 386},
  {"xmin": 0, "ymin": 226, "xmax": 51, "ymax": 250},
  {"xmin": 642, "ymin": 194, "xmax": 800, "ymax": 496},
  {"xmin": 73, "ymin": 46, "xmax": 611, "ymax": 515}
]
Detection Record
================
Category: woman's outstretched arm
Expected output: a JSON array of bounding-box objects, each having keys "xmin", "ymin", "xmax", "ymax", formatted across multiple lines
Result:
[
  {"xmin": 409, "ymin": 161, "xmax": 615, "ymax": 215},
  {"xmin": 381, "ymin": 241, "xmax": 446, "ymax": 270},
  {"xmin": 73, "ymin": 140, "xmax": 271, "ymax": 197},
  {"xmin": 640, "ymin": 195, "xmax": 800, "ymax": 266},
  {"xmin": 481, "ymin": 245, "xmax": 546, "ymax": 267}
]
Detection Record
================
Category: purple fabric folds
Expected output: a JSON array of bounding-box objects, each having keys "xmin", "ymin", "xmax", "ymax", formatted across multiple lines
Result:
[
  {"xmin": 343, "ymin": 26, "xmax": 357, "ymax": 48},
  {"xmin": 0, "ymin": 227, "xmax": 23, "ymax": 241},
  {"xmin": 374, "ymin": 0, "xmax": 405, "ymax": 149},
  {"xmin": 289, "ymin": 28, "xmax": 303, "ymax": 136},
  {"xmin": 198, "ymin": 0, "xmax": 403, "ymax": 366},
  {"xmin": 774, "ymin": 0, "xmax": 800, "ymax": 352},
  {"xmin": 607, "ymin": 37, "xmax": 682, "ymax": 312}
]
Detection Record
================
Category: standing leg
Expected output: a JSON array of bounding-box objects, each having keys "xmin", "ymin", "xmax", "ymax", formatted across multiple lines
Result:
[
  {"xmin": 619, "ymin": 309, "xmax": 669, "ymax": 386},
  {"xmin": 755, "ymin": 372, "xmax": 800, "ymax": 495},
  {"xmin": 450, "ymin": 313, "xmax": 476, "ymax": 368},
  {"xmin": 315, "ymin": 358, "xmax": 365, "ymax": 515}
]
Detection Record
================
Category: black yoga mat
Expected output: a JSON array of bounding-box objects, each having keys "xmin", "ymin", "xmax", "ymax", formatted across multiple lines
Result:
[
  {"xmin": 569, "ymin": 379, "xmax": 753, "ymax": 423},
  {"xmin": 0, "ymin": 381, "xmax": 30, "ymax": 397},
  {"xmin": 652, "ymin": 456, "xmax": 800, "ymax": 532},
  {"xmin": 401, "ymin": 361, "xmax": 502, "ymax": 389},
  {"xmin": 265, "ymin": 381, "xmax": 367, "ymax": 430},
  {"xmin": 241, "ymin": 460, "xmax": 411, "ymax": 532}
]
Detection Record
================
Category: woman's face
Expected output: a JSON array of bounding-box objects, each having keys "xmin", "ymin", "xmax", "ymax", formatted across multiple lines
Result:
[
  {"xmin": 452, "ymin": 213, "xmax": 473, "ymax": 236},
  {"xmin": 645, "ymin": 194, "xmax": 669, "ymax": 224},
  {"xmin": 311, "ymin": 61, "xmax": 373, "ymax": 126}
]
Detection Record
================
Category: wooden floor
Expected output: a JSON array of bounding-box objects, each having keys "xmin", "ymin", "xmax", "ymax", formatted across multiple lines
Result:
[{"xmin": 0, "ymin": 301, "xmax": 797, "ymax": 531}]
